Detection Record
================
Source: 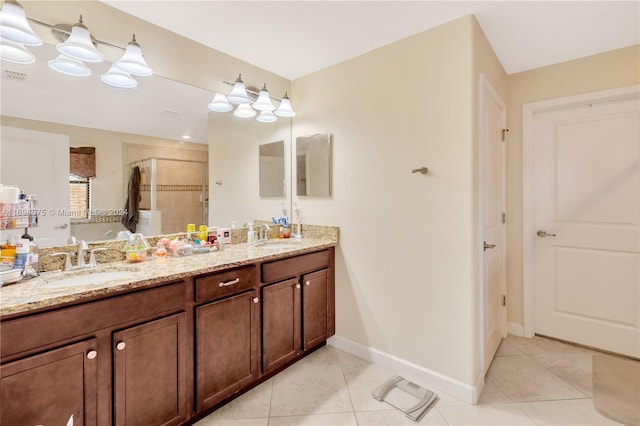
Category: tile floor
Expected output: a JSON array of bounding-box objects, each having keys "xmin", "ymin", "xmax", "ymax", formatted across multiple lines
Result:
[{"xmin": 195, "ymin": 335, "xmax": 634, "ymax": 425}]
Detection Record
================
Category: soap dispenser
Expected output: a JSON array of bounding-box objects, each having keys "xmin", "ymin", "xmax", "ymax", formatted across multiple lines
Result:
[{"xmin": 247, "ymin": 223, "xmax": 256, "ymax": 245}]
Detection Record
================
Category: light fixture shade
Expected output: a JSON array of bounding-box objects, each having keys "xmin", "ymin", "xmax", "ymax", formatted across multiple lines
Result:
[
  {"xmin": 257, "ymin": 110, "xmax": 277, "ymax": 123},
  {"xmin": 252, "ymin": 84, "xmax": 275, "ymax": 111},
  {"xmin": 233, "ymin": 103, "xmax": 256, "ymax": 118},
  {"xmin": 227, "ymin": 74, "xmax": 251, "ymax": 104},
  {"xmin": 115, "ymin": 35, "xmax": 152, "ymax": 76},
  {"xmin": 48, "ymin": 53, "xmax": 91, "ymax": 77},
  {"xmin": 274, "ymin": 92, "xmax": 296, "ymax": 117},
  {"xmin": 101, "ymin": 64, "xmax": 137, "ymax": 88},
  {"xmin": 0, "ymin": 38, "xmax": 35, "ymax": 64},
  {"xmin": 208, "ymin": 93, "xmax": 233, "ymax": 112},
  {"xmin": 56, "ymin": 16, "xmax": 103, "ymax": 63},
  {"xmin": 0, "ymin": 0, "xmax": 42, "ymax": 46}
]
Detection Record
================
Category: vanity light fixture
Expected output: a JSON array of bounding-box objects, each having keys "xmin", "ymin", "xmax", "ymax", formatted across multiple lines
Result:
[
  {"xmin": 0, "ymin": 0, "xmax": 42, "ymax": 46},
  {"xmin": 226, "ymin": 74, "xmax": 252, "ymax": 104},
  {"xmin": 0, "ymin": 2, "xmax": 153, "ymax": 88},
  {"xmin": 48, "ymin": 53, "xmax": 91, "ymax": 77},
  {"xmin": 274, "ymin": 92, "xmax": 296, "ymax": 117},
  {"xmin": 114, "ymin": 34, "xmax": 152, "ymax": 76},
  {"xmin": 234, "ymin": 103, "xmax": 257, "ymax": 118},
  {"xmin": 0, "ymin": 38, "xmax": 35, "ymax": 64},
  {"xmin": 56, "ymin": 15, "xmax": 103, "ymax": 63},
  {"xmin": 209, "ymin": 74, "xmax": 297, "ymax": 123},
  {"xmin": 101, "ymin": 63, "xmax": 137, "ymax": 88},
  {"xmin": 257, "ymin": 110, "xmax": 277, "ymax": 123},
  {"xmin": 252, "ymin": 84, "xmax": 276, "ymax": 111},
  {"xmin": 208, "ymin": 93, "xmax": 233, "ymax": 112}
]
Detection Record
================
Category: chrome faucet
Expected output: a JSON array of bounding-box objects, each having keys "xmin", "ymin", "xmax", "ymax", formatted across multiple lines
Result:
[
  {"xmin": 50, "ymin": 240, "xmax": 107, "ymax": 271},
  {"xmin": 257, "ymin": 224, "xmax": 271, "ymax": 241}
]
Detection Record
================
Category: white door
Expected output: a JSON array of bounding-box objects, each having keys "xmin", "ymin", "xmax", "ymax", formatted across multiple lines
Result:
[
  {"xmin": 532, "ymin": 93, "xmax": 639, "ymax": 358},
  {"xmin": 481, "ymin": 76, "xmax": 507, "ymax": 373},
  {"xmin": 1, "ymin": 126, "xmax": 70, "ymax": 247}
]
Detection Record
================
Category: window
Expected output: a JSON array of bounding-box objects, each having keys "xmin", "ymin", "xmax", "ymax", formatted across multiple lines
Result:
[{"xmin": 69, "ymin": 174, "xmax": 90, "ymax": 219}]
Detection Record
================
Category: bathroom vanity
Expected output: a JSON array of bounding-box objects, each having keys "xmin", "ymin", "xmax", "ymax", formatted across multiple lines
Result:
[{"xmin": 0, "ymin": 238, "xmax": 336, "ymax": 426}]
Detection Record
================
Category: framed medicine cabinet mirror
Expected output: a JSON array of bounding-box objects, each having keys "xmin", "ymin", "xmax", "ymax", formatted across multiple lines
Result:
[{"xmin": 296, "ymin": 133, "xmax": 331, "ymax": 197}]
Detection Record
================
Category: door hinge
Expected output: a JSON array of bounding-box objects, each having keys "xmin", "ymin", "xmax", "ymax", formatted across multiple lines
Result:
[
  {"xmin": 502, "ymin": 295, "xmax": 507, "ymax": 307},
  {"xmin": 502, "ymin": 212, "xmax": 506, "ymax": 224},
  {"xmin": 501, "ymin": 128, "xmax": 509, "ymax": 141}
]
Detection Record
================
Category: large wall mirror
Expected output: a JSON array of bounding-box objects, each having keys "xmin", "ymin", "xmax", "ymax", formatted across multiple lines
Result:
[
  {"xmin": 259, "ymin": 141, "xmax": 286, "ymax": 197},
  {"xmin": 1, "ymin": 42, "xmax": 292, "ymax": 247},
  {"xmin": 296, "ymin": 133, "xmax": 332, "ymax": 197}
]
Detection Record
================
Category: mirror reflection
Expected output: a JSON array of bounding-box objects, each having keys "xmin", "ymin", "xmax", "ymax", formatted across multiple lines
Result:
[
  {"xmin": 296, "ymin": 133, "xmax": 332, "ymax": 197},
  {"xmin": 259, "ymin": 141, "xmax": 285, "ymax": 197},
  {"xmin": 1, "ymin": 44, "xmax": 292, "ymax": 247}
]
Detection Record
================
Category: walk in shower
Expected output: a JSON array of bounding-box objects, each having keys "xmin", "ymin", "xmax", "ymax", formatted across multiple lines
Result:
[{"xmin": 129, "ymin": 157, "xmax": 208, "ymax": 235}]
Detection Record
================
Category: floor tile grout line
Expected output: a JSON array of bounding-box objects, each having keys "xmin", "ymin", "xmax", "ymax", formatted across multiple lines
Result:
[
  {"xmin": 524, "ymin": 348, "xmax": 591, "ymax": 399},
  {"xmin": 338, "ymin": 354, "xmax": 360, "ymax": 425}
]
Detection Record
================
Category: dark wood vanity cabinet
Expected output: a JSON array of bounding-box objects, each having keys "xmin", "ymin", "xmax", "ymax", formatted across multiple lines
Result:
[
  {"xmin": 194, "ymin": 266, "xmax": 259, "ymax": 412},
  {"xmin": 113, "ymin": 313, "xmax": 189, "ymax": 426},
  {"xmin": 261, "ymin": 248, "xmax": 335, "ymax": 374},
  {"xmin": 0, "ymin": 338, "xmax": 98, "ymax": 426},
  {"xmin": 0, "ymin": 246, "xmax": 335, "ymax": 426}
]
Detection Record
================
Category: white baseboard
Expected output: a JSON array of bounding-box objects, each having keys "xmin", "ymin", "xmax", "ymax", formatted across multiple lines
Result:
[
  {"xmin": 507, "ymin": 322, "xmax": 524, "ymax": 337},
  {"xmin": 328, "ymin": 335, "xmax": 477, "ymax": 404}
]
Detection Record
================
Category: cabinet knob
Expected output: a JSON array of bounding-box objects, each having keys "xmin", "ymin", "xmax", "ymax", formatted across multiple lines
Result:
[
  {"xmin": 305, "ymin": 281, "xmax": 311, "ymax": 286},
  {"xmin": 86, "ymin": 350, "xmax": 97, "ymax": 360},
  {"xmin": 252, "ymin": 297, "xmax": 259, "ymax": 304},
  {"xmin": 295, "ymin": 283, "xmax": 300, "ymax": 289},
  {"xmin": 116, "ymin": 341, "xmax": 126, "ymax": 351}
]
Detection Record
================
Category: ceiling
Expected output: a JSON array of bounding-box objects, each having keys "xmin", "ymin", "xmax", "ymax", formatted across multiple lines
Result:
[{"xmin": 103, "ymin": 1, "xmax": 640, "ymax": 79}]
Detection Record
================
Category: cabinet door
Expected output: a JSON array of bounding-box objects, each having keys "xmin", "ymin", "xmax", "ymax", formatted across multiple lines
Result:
[
  {"xmin": 113, "ymin": 313, "xmax": 188, "ymax": 426},
  {"xmin": 262, "ymin": 278, "xmax": 301, "ymax": 373},
  {"xmin": 196, "ymin": 290, "xmax": 259, "ymax": 411},
  {"xmin": 302, "ymin": 269, "xmax": 329, "ymax": 350},
  {"xmin": 0, "ymin": 338, "xmax": 98, "ymax": 426}
]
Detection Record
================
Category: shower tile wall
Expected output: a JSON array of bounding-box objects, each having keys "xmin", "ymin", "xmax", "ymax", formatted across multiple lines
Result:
[{"xmin": 123, "ymin": 142, "xmax": 208, "ymax": 235}]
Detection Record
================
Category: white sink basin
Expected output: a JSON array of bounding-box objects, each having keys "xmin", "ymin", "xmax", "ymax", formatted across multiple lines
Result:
[
  {"xmin": 254, "ymin": 241, "xmax": 302, "ymax": 250},
  {"xmin": 41, "ymin": 270, "xmax": 136, "ymax": 289}
]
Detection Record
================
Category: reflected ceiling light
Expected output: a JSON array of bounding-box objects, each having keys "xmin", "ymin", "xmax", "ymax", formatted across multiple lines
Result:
[
  {"xmin": 208, "ymin": 93, "xmax": 233, "ymax": 112},
  {"xmin": 0, "ymin": 0, "xmax": 42, "ymax": 46},
  {"xmin": 0, "ymin": 38, "xmax": 35, "ymax": 64},
  {"xmin": 227, "ymin": 74, "xmax": 252, "ymax": 104},
  {"xmin": 274, "ymin": 92, "xmax": 296, "ymax": 117},
  {"xmin": 101, "ymin": 63, "xmax": 137, "ymax": 88},
  {"xmin": 252, "ymin": 83, "xmax": 276, "ymax": 111},
  {"xmin": 48, "ymin": 53, "xmax": 91, "ymax": 76},
  {"xmin": 257, "ymin": 110, "xmax": 277, "ymax": 123},
  {"xmin": 233, "ymin": 103, "xmax": 256, "ymax": 118},
  {"xmin": 114, "ymin": 34, "xmax": 152, "ymax": 76},
  {"xmin": 56, "ymin": 15, "xmax": 103, "ymax": 63}
]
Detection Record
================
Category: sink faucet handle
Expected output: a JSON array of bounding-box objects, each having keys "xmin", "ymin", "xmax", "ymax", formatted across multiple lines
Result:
[
  {"xmin": 88, "ymin": 248, "xmax": 108, "ymax": 267},
  {"xmin": 50, "ymin": 252, "xmax": 72, "ymax": 271}
]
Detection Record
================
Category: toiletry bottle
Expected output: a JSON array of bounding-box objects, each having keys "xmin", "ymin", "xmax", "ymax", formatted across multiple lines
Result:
[
  {"xmin": 247, "ymin": 223, "xmax": 256, "ymax": 244},
  {"xmin": 21, "ymin": 231, "xmax": 38, "ymax": 273},
  {"xmin": 13, "ymin": 238, "xmax": 30, "ymax": 269},
  {"xmin": 0, "ymin": 237, "xmax": 16, "ymax": 268}
]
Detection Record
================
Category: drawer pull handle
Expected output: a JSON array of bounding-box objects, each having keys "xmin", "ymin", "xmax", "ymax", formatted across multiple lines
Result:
[
  {"xmin": 252, "ymin": 297, "xmax": 259, "ymax": 304},
  {"xmin": 305, "ymin": 281, "xmax": 311, "ymax": 286},
  {"xmin": 86, "ymin": 350, "xmax": 97, "ymax": 360},
  {"xmin": 219, "ymin": 278, "xmax": 240, "ymax": 287},
  {"xmin": 116, "ymin": 342, "xmax": 126, "ymax": 351}
]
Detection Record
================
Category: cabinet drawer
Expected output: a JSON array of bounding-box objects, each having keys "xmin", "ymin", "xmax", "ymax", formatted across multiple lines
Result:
[
  {"xmin": 195, "ymin": 266, "xmax": 256, "ymax": 303},
  {"xmin": 261, "ymin": 250, "xmax": 330, "ymax": 284}
]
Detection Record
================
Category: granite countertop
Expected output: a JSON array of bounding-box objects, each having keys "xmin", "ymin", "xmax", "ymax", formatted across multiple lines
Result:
[{"xmin": 0, "ymin": 238, "xmax": 336, "ymax": 318}]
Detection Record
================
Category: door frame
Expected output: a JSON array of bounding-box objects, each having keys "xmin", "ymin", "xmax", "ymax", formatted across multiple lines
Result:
[
  {"xmin": 478, "ymin": 74, "xmax": 507, "ymax": 374},
  {"xmin": 521, "ymin": 84, "xmax": 640, "ymax": 338}
]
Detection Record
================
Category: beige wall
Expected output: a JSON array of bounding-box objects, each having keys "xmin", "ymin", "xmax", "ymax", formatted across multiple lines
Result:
[
  {"xmin": 292, "ymin": 16, "xmax": 486, "ymax": 385},
  {"xmin": 506, "ymin": 45, "xmax": 640, "ymax": 327}
]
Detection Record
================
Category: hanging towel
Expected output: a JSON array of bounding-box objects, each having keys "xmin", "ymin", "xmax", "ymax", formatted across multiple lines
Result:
[{"xmin": 122, "ymin": 166, "xmax": 141, "ymax": 232}]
